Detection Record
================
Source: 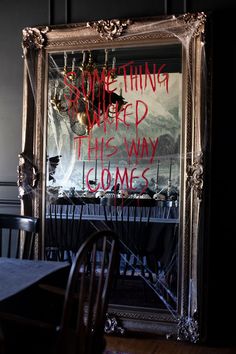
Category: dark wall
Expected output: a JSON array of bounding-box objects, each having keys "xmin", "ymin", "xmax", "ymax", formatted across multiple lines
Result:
[
  {"xmin": 0, "ymin": 0, "xmax": 235, "ymax": 344},
  {"xmin": 206, "ymin": 10, "xmax": 235, "ymax": 345},
  {"xmin": 0, "ymin": 0, "xmax": 49, "ymax": 213}
]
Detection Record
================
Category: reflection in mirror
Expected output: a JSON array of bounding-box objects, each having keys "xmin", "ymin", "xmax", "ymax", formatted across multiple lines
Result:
[{"xmin": 45, "ymin": 44, "xmax": 182, "ymax": 319}]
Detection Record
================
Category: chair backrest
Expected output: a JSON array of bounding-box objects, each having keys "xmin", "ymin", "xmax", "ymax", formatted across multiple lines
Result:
[
  {"xmin": 45, "ymin": 199, "xmax": 87, "ymax": 263},
  {"xmin": 0, "ymin": 214, "xmax": 39, "ymax": 259},
  {"xmin": 56, "ymin": 229, "xmax": 119, "ymax": 354},
  {"xmin": 102, "ymin": 201, "xmax": 153, "ymax": 277}
]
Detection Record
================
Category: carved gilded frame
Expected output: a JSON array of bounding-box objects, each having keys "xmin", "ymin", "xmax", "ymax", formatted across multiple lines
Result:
[{"xmin": 19, "ymin": 13, "xmax": 207, "ymax": 341}]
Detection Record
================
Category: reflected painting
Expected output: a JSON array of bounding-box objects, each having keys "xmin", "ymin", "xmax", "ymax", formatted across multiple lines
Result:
[{"xmin": 47, "ymin": 47, "xmax": 181, "ymax": 202}]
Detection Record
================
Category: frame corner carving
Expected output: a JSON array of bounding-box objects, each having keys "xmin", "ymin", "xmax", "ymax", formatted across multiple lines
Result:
[
  {"xmin": 177, "ymin": 313, "xmax": 200, "ymax": 343},
  {"xmin": 22, "ymin": 26, "xmax": 49, "ymax": 51}
]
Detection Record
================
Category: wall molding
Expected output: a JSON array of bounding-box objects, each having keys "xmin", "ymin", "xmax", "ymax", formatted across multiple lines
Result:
[
  {"xmin": 0, "ymin": 181, "xmax": 19, "ymax": 205},
  {"xmin": 0, "ymin": 181, "xmax": 17, "ymax": 187},
  {"xmin": 0, "ymin": 198, "xmax": 20, "ymax": 206}
]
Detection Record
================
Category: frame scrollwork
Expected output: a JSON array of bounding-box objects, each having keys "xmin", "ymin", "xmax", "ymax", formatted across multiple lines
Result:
[
  {"xmin": 17, "ymin": 152, "xmax": 39, "ymax": 199},
  {"xmin": 87, "ymin": 19, "xmax": 131, "ymax": 40},
  {"xmin": 187, "ymin": 153, "xmax": 204, "ymax": 201}
]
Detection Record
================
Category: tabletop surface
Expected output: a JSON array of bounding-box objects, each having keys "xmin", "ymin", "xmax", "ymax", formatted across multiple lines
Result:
[{"xmin": 0, "ymin": 258, "xmax": 69, "ymax": 301}]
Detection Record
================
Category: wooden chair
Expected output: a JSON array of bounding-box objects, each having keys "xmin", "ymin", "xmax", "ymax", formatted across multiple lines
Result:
[
  {"xmin": 102, "ymin": 201, "xmax": 153, "ymax": 278},
  {"xmin": 0, "ymin": 214, "xmax": 39, "ymax": 259},
  {"xmin": 0, "ymin": 229, "xmax": 119, "ymax": 354},
  {"xmin": 55, "ymin": 229, "xmax": 119, "ymax": 354},
  {"xmin": 45, "ymin": 198, "xmax": 91, "ymax": 263}
]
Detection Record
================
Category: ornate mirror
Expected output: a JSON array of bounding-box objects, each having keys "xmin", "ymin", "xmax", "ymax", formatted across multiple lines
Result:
[{"xmin": 19, "ymin": 13, "xmax": 207, "ymax": 342}]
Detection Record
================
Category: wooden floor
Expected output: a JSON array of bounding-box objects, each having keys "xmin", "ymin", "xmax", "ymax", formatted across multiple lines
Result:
[{"xmin": 105, "ymin": 336, "xmax": 236, "ymax": 354}]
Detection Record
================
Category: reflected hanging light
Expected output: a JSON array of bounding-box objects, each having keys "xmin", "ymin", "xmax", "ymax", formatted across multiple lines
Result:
[{"xmin": 50, "ymin": 49, "xmax": 126, "ymax": 136}]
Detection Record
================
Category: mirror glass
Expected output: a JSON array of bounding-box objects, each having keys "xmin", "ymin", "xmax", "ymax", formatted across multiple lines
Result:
[{"xmin": 45, "ymin": 43, "xmax": 182, "ymax": 320}]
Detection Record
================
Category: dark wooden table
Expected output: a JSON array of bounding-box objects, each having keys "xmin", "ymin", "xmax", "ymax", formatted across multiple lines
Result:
[
  {"xmin": 0, "ymin": 258, "xmax": 70, "ymax": 354},
  {"xmin": 0, "ymin": 258, "xmax": 69, "ymax": 302}
]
